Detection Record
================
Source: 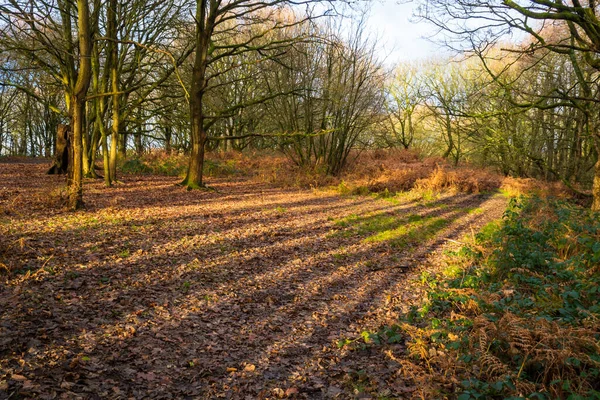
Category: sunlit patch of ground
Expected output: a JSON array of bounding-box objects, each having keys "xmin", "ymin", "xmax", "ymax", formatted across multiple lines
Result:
[{"xmin": 0, "ymin": 160, "xmax": 507, "ymax": 399}]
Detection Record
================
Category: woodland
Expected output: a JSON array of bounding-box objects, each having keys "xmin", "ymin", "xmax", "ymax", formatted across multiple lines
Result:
[{"xmin": 1, "ymin": 0, "xmax": 600, "ymax": 399}]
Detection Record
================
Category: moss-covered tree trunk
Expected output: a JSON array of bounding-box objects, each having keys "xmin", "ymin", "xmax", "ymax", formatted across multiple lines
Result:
[
  {"xmin": 182, "ymin": 0, "xmax": 211, "ymax": 190},
  {"xmin": 134, "ymin": 108, "xmax": 143, "ymax": 155},
  {"xmin": 67, "ymin": 0, "xmax": 93, "ymax": 210},
  {"xmin": 442, "ymin": 114, "xmax": 454, "ymax": 160},
  {"xmin": 593, "ymin": 150, "xmax": 600, "ymax": 211},
  {"xmin": 83, "ymin": 104, "xmax": 100, "ymax": 179},
  {"xmin": 107, "ymin": 0, "xmax": 119, "ymax": 184},
  {"xmin": 68, "ymin": 99, "xmax": 85, "ymax": 209},
  {"xmin": 118, "ymin": 131, "xmax": 127, "ymax": 159},
  {"xmin": 182, "ymin": 99, "xmax": 207, "ymax": 189},
  {"xmin": 108, "ymin": 85, "xmax": 119, "ymax": 183}
]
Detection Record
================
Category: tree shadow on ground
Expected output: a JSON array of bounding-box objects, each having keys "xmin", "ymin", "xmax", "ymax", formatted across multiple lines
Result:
[{"xmin": 0, "ymin": 163, "xmax": 507, "ymax": 399}]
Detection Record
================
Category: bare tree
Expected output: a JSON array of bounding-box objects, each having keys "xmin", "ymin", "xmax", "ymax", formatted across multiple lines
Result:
[
  {"xmin": 0, "ymin": 0, "xmax": 94, "ymax": 208},
  {"xmin": 383, "ymin": 63, "xmax": 426, "ymax": 150},
  {"xmin": 181, "ymin": 1, "xmax": 331, "ymax": 189},
  {"xmin": 420, "ymin": 0, "xmax": 600, "ymax": 208},
  {"xmin": 259, "ymin": 17, "xmax": 385, "ymax": 175}
]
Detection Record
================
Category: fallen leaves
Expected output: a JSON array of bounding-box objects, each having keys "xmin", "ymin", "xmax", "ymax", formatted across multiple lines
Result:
[
  {"xmin": 136, "ymin": 371, "xmax": 156, "ymax": 381},
  {"xmin": 0, "ymin": 161, "xmax": 508, "ymax": 398}
]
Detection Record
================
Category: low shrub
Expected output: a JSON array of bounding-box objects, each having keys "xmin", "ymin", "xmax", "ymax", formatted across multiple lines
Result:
[
  {"xmin": 120, "ymin": 151, "xmax": 239, "ymax": 178},
  {"xmin": 341, "ymin": 197, "xmax": 600, "ymax": 399},
  {"xmin": 121, "ymin": 158, "xmax": 154, "ymax": 175},
  {"xmin": 119, "ymin": 149, "xmax": 575, "ymax": 201},
  {"xmin": 500, "ymin": 176, "xmax": 570, "ymax": 198},
  {"xmin": 414, "ymin": 166, "xmax": 503, "ymax": 194}
]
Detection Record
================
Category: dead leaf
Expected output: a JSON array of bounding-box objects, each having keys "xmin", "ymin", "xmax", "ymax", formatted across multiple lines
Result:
[
  {"xmin": 0, "ymin": 161, "xmax": 509, "ymax": 399},
  {"xmin": 136, "ymin": 372, "xmax": 156, "ymax": 381},
  {"xmin": 60, "ymin": 381, "xmax": 74, "ymax": 389},
  {"xmin": 327, "ymin": 386, "xmax": 342, "ymax": 396}
]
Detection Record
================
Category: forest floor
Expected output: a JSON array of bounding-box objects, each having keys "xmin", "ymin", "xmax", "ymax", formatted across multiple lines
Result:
[{"xmin": 0, "ymin": 159, "xmax": 508, "ymax": 399}]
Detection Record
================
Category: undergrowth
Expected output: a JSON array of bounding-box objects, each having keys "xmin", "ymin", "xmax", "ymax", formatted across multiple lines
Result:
[
  {"xmin": 118, "ymin": 150, "xmax": 573, "ymax": 202},
  {"xmin": 341, "ymin": 197, "xmax": 600, "ymax": 399},
  {"xmin": 120, "ymin": 152, "xmax": 242, "ymax": 178}
]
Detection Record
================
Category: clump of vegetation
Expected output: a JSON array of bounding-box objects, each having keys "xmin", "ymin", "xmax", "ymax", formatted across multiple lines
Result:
[
  {"xmin": 117, "ymin": 148, "xmax": 577, "ymax": 204},
  {"xmin": 120, "ymin": 151, "xmax": 244, "ymax": 178},
  {"xmin": 343, "ymin": 197, "xmax": 600, "ymax": 398},
  {"xmin": 500, "ymin": 176, "xmax": 571, "ymax": 199},
  {"xmin": 277, "ymin": 148, "xmax": 507, "ymax": 196},
  {"xmin": 414, "ymin": 166, "xmax": 502, "ymax": 194},
  {"xmin": 120, "ymin": 158, "xmax": 155, "ymax": 175},
  {"xmin": 120, "ymin": 152, "xmax": 186, "ymax": 176}
]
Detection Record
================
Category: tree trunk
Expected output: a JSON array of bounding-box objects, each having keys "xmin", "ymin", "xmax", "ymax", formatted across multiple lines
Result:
[
  {"xmin": 82, "ymin": 102, "xmax": 92, "ymax": 177},
  {"xmin": 442, "ymin": 115, "xmax": 453, "ymax": 159},
  {"xmin": 101, "ymin": 127, "xmax": 110, "ymax": 186},
  {"xmin": 183, "ymin": 1, "xmax": 210, "ymax": 190},
  {"xmin": 0, "ymin": 119, "xmax": 4, "ymax": 155},
  {"xmin": 593, "ymin": 155, "xmax": 600, "ymax": 212},
  {"xmin": 107, "ymin": 0, "xmax": 119, "ymax": 184},
  {"xmin": 67, "ymin": 0, "xmax": 92, "ymax": 210},
  {"xmin": 96, "ymin": 94, "xmax": 111, "ymax": 187},
  {"xmin": 134, "ymin": 115, "xmax": 143, "ymax": 155},
  {"xmin": 182, "ymin": 104, "xmax": 206, "ymax": 189},
  {"xmin": 69, "ymin": 98, "xmax": 85, "ymax": 210},
  {"xmin": 118, "ymin": 131, "xmax": 127, "ymax": 159},
  {"xmin": 135, "ymin": 135, "xmax": 143, "ymax": 155},
  {"xmin": 406, "ymin": 113, "xmax": 414, "ymax": 149},
  {"xmin": 91, "ymin": 32, "xmax": 111, "ymax": 187},
  {"xmin": 165, "ymin": 126, "xmax": 172, "ymax": 154},
  {"xmin": 47, "ymin": 124, "xmax": 71, "ymax": 174},
  {"xmin": 84, "ymin": 103, "xmax": 101, "ymax": 178},
  {"xmin": 109, "ymin": 95, "xmax": 119, "ymax": 183}
]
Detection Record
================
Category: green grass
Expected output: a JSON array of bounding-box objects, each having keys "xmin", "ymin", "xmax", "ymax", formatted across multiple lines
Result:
[
  {"xmin": 461, "ymin": 206, "xmax": 483, "ymax": 215},
  {"xmin": 333, "ymin": 212, "xmax": 450, "ymax": 249},
  {"xmin": 344, "ymin": 197, "xmax": 600, "ymax": 399},
  {"xmin": 334, "ymin": 213, "xmax": 399, "ymax": 235},
  {"xmin": 365, "ymin": 216, "xmax": 449, "ymax": 248}
]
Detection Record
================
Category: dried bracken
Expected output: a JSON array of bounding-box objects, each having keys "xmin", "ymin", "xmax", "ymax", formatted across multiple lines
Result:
[
  {"xmin": 395, "ymin": 196, "xmax": 600, "ymax": 399},
  {"xmin": 471, "ymin": 312, "xmax": 600, "ymax": 396}
]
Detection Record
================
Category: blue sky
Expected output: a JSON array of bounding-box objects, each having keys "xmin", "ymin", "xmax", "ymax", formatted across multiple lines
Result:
[{"xmin": 363, "ymin": 1, "xmax": 447, "ymax": 65}]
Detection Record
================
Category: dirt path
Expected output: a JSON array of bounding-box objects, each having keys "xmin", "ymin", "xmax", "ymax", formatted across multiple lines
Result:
[{"xmin": 0, "ymin": 162, "xmax": 507, "ymax": 399}]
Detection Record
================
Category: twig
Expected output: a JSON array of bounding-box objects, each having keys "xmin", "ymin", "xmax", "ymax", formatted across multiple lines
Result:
[
  {"xmin": 28, "ymin": 255, "xmax": 54, "ymax": 279},
  {"xmin": 445, "ymin": 238, "xmax": 467, "ymax": 245},
  {"xmin": 368, "ymin": 265, "xmax": 410, "ymax": 272},
  {"xmin": 0, "ymin": 262, "xmax": 10, "ymax": 273}
]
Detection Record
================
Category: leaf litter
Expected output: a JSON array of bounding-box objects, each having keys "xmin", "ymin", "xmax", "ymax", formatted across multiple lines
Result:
[{"xmin": 0, "ymin": 160, "xmax": 507, "ymax": 399}]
